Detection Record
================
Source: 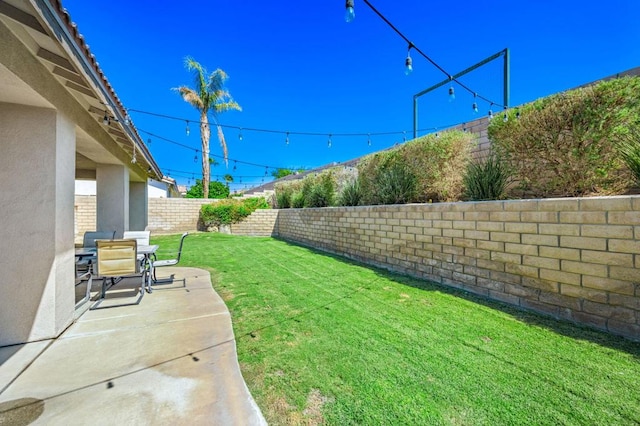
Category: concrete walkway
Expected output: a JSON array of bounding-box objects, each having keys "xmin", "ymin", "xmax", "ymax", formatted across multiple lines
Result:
[{"xmin": 0, "ymin": 267, "xmax": 266, "ymax": 425}]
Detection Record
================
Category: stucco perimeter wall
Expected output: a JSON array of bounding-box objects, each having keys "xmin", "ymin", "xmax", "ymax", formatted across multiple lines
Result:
[
  {"xmin": 148, "ymin": 198, "xmax": 213, "ymax": 234},
  {"xmin": 275, "ymin": 197, "xmax": 640, "ymax": 341}
]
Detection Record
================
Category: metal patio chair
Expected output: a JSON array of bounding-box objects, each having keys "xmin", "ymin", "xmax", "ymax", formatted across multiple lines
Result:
[
  {"xmin": 90, "ymin": 239, "xmax": 145, "ymax": 310},
  {"xmin": 152, "ymin": 232, "xmax": 188, "ymax": 283}
]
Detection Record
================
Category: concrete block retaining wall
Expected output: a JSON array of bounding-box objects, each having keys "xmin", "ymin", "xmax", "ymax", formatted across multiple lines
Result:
[
  {"xmin": 231, "ymin": 209, "xmax": 278, "ymax": 236},
  {"xmin": 274, "ymin": 196, "xmax": 640, "ymax": 341}
]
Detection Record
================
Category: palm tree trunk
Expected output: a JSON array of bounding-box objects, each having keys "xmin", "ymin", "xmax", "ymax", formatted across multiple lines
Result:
[{"xmin": 200, "ymin": 111, "xmax": 210, "ymax": 198}]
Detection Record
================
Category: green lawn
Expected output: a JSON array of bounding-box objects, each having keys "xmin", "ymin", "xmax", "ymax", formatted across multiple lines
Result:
[{"xmin": 154, "ymin": 232, "xmax": 640, "ymax": 425}]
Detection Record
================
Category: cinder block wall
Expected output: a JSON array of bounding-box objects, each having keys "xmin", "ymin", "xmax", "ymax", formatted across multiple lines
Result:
[
  {"xmin": 275, "ymin": 196, "xmax": 640, "ymax": 341},
  {"xmin": 147, "ymin": 198, "xmax": 213, "ymax": 234},
  {"xmin": 74, "ymin": 195, "xmax": 96, "ymax": 244},
  {"xmin": 231, "ymin": 210, "xmax": 278, "ymax": 236}
]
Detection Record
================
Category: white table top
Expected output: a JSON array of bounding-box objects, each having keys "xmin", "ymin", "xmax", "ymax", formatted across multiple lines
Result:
[{"xmin": 75, "ymin": 245, "xmax": 158, "ymax": 257}]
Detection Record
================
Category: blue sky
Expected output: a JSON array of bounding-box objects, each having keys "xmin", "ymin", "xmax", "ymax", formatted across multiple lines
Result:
[{"xmin": 64, "ymin": 0, "xmax": 640, "ymax": 191}]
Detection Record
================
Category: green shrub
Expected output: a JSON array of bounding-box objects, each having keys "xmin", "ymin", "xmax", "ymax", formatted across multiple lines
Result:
[
  {"xmin": 200, "ymin": 197, "xmax": 269, "ymax": 227},
  {"xmin": 338, "ymin": 179, "xmax": 363, "ymax": 206},
  {"xmin": 274, "ymin": 167, "xmax": 356, "ymax": 209},
  {"xmin": 464, "ymin": 154, "xmax": 511, "ymax": 201},
  {"xmin": 305, "ymin": 172, "xmax": 335, "ymax": 207},
  {"xmin": 275, "ymin": 189, "xmax": 292, "ymax": 209},
  {"xmin": 291, "ymin": 191, "xmax": 305, "ymax": 208},
  {"xmin": 489, "ymin": 76, "xmax": 640, "ymax": 197},
  {"xmin": 358, "ymin": 131, "xmax": 473, "ymax": 204},
  {"xmin": 185, "ymin": 179, "xmax": 230, "ymax": 199},
  {"xmin": 375, "ymin": 160, "xmax": 417, "ymax": 205}
]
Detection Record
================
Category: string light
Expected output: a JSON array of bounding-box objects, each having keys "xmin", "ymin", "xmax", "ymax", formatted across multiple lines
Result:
[
  {"xmin": 233, "ymin": 161, "xmax": 237, "ymax": 171},
  {"xmin": 448, "ymin": 80, "xmax": 455, "ymax": 102},
  {"xmin": 103, "ymin": 110, "xmax": 110, "ymax": 125},
  {"xmin": 328, "ymin": 134, "xmax": 332, "ymax": 148},
  {"xmin": 349, "ymin": 1, "xmax": 504, "ymax": 110},
  {"xmin": 131, "ymin": 144, "xmax": 137, "ymax": 164},
  {"xmin": 472, "ymin": 93, "xmax": 478, "ymax": 114},
  {"xmin": 367, "ymin": 133, "xmax": 371, "ymax": 146},
  {"xmin": 124, "ymin": 115, "xmax": 130, "ymax": 126},
  {"xmin": 147, "ymin": 138, "xmax": 151, "ymax": 145},
  {"xmin": 194, "ymin": 151, "xmax": 198, "ymax": 163},
  {"xmin": 503, "ymin": 111, "xmax": 509, "ymax": 122},
  {"xmin": 186, "ymin": 120, "xmax": 190, "ymax": 136},
  {"xmin": 238, "ymin": 128, "xmax": 243, "ymax": 141},
  {"xmin": 516, "ymin": 109, "xmax": 521, "ymax": 120},
  {"xmin": 286, "ymin": 132, "xmax": 290, "ymax": 145},
  {"xmin": 405, "ymin": 44, "xmax": 413, "ymax": 76},
  {"xmin": 403, "ymin": 131, "xmax": 407, "ymax": 142},
  {"xmin": 130, "ymin": 108, "xmax": 457, "ymax": 140},
  {"xmin": 345, "ymin": 0, "xmax": 355, "ymax": 22},
  {"xmin": 264, "ymin": 167, "xmax": 269, "ymax": 176},
  {"xmin": 488, "ymin": 103, "xmax": 494, "ymax": 120}
]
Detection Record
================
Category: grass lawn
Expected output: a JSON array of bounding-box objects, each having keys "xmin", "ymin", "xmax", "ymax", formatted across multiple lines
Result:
[{"xmin": 153, "ymin": 232, "xmax": 640, "ymax": 425}]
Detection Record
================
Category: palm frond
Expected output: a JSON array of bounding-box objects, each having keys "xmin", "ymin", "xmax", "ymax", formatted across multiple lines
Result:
[
  {"xmin": 173, "ymin": 86, "xmax": 204, "ymax": 109},
  {"xmin": 217, "ymin": 125, "xmax": 229, "ymax": 167},
  {"xmin": 214, "ymin": 100, "xmax": 242, "ymax": 114},
  {"xmin": 184, "ymin": 56, "xmax": 208, "ymax": 96}
]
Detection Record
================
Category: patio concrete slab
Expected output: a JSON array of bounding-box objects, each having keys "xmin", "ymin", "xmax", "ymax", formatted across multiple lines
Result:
[{"xmin": 0, "ymin": 267, "xmax": 266, "ymax": 425}]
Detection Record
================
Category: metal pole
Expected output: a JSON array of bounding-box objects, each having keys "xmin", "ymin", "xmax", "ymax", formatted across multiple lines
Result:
[
  {"xmin": 413, "ymin": 96, "xmax": 419, "ymax": 139},
  {"xmin": 503, "ymin": 48, "xmax": 510, "ymax": 109}
]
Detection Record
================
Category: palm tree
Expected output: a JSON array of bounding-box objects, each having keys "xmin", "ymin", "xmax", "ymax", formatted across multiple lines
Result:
[{"xmin": 174, "ymin": 57, "xmax": 241, "ymax": 198}]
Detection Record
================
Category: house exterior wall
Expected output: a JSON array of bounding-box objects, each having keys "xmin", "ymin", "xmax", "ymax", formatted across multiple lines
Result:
[
  {"xmin": 274, "ymin": 197, "xmax": 640, "ymax": 341},
  {"xmin": 0, "ymin": 103, "xmax": 75, "ymax": 346}
]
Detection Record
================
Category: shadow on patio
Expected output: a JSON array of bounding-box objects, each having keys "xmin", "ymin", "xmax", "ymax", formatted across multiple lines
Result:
[{"xmin": 0, "ymin": 267, "xmax": 266, "ymax": 425}]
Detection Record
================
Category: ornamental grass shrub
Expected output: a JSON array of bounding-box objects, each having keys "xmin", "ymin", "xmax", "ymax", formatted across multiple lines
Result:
[
  {"xmin": 358, "ymin": 131, "xmax": 474, "ymax": 204},
  {"xmin": 200, "ymin": 197, "xmax": 269, "ymax": 227},
  {"xmin": 488, "ymin": 76, "xmax": 640, "ymax": 198},
  {"xmin": 338, "ymin": 179, "xmax": 363, "ymax": 206},
  {"xmin": 616, "ymin": 127, "xmax": 640, "ymax": 184},
  {"xmin": 464, "ymin": 153, "xmax": 511, "ymax": 201}
]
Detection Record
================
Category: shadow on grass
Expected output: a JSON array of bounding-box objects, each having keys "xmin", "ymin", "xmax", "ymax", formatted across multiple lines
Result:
[{"xmin": 273, "ymin": 237, "xmax": 640, "ymax": 359}]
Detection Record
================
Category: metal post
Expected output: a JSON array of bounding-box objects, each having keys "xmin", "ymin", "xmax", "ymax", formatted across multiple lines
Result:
[
  {"xmin": 413, "ymin": 96, "xmax": 419, "ymax": 139},
  {"xmin": 503, "ymin": 48, "xmax": 510, "ymax": 109}
]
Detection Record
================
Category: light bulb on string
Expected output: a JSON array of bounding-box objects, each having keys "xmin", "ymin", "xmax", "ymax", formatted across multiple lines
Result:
[
  {"xmin": 345, "ymin": 0, "xmax": 355, "ymax": 22},
  {"xmin": 447, "ymin": 77, "xmax": 455, "ymax": 102},
  {"xmin": 403, "ymin": 131, "xmax": 407, "ymax": 143},
  {"xmin": 186, "ymin": 121, "xmax": 190, "ymax": 136},
  {"xmin": 131, "ymin": 145, "xmax": 137, "ymax": 164},
  {"xmin": 285, "ymin": 132, "xmax": 290, "ymax": 145},
  {"xmin": 264, "ymin": 167, "xmax": 268, "ymax": 176},
  {"xmin": 147, "ymin": 138, "xmax": 152, "ymax": 145},
  {"xmin": 516, "ymin": 109, "xmax": 521, "ymax": 120},
  {"xmin": 503, "ymin": 112, "xmax": 509, "ymax": 122},
  {"xmin": 238, "ymin": 128, "xmax": 243, "ymax": 141},
  {"xmin": 472, "ymin": 93, "xmax": 478, "ymax": 114},
  {"xmin": 233, "ymin": 161, "xmax": 237, "ymax": 171},
  {"xmin": 405, "ymin": 45, "xmax": 413, "ymax": 75},
  {"xmin": 194, "ymin": 151, "xmax": 198, "ymax": 163},
  {"xmin": 367, "ymin": 133, "xmax": 371, "ymax": 146},
  {"xmin": 328, "ymin": 134, "xmax": 332, "ymax": 148},
  {"xmin": 488, "ymin": 104, "xmax": 494, "ymax": 120},
  {"xmin": 103, "ymin": 111, "xmax": 110, "ymax": 125},
  {"xmin": 124, "ymin": 115, "xmax": 130, "ymax": 126}
]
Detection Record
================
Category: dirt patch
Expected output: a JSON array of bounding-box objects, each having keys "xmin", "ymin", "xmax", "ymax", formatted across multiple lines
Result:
[{"xmin": 302, "ymin": 389, "xmax": 334, "ymax": 424}]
